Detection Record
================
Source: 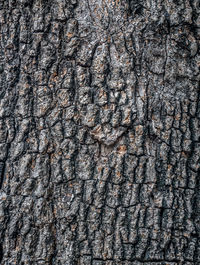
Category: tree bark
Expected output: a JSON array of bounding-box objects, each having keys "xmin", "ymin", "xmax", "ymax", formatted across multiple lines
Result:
[{"xmin": 0, "ymin": 0, "xmax": 199, "ymax": 264}]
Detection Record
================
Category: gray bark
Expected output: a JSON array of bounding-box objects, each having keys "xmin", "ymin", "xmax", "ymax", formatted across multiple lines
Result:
[{"xmin": 0, "ymin": 0, "xmax": 199, "ymax": 264}]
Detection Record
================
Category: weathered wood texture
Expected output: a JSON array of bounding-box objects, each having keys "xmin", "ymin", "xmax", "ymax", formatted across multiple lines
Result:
[{"xmin": 0, "ymin": 0, "xmax": 199, "ymax": 264}]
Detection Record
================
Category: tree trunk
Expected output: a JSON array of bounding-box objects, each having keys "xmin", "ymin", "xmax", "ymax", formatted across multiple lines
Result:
[{"xmin": 0, "ymin": 0, "xmax": 199, "ymax": 264}]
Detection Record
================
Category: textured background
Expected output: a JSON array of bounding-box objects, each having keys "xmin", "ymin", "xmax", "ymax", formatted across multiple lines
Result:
[{"xmin": 0, "ymin": 0, "xmax": 199, "ymax": 264}]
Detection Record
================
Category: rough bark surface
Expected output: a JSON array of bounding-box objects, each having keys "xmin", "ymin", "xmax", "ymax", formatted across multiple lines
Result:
[{"xmin": 0, "ymin": 0, "xmax": 199, "ymax": 264}]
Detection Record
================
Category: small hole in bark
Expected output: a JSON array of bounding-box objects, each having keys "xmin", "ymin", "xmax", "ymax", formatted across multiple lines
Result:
[
  {"xmin": 0, "ymin": 65, "xmax": 4, "ymax": 74},
  {"xmin": 0, "ymin": 243, "xmax": 3, "ymax": 263},
  {"xmin": 135, "ymin": 5, "xmax": 143, "ymax": 15}
]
